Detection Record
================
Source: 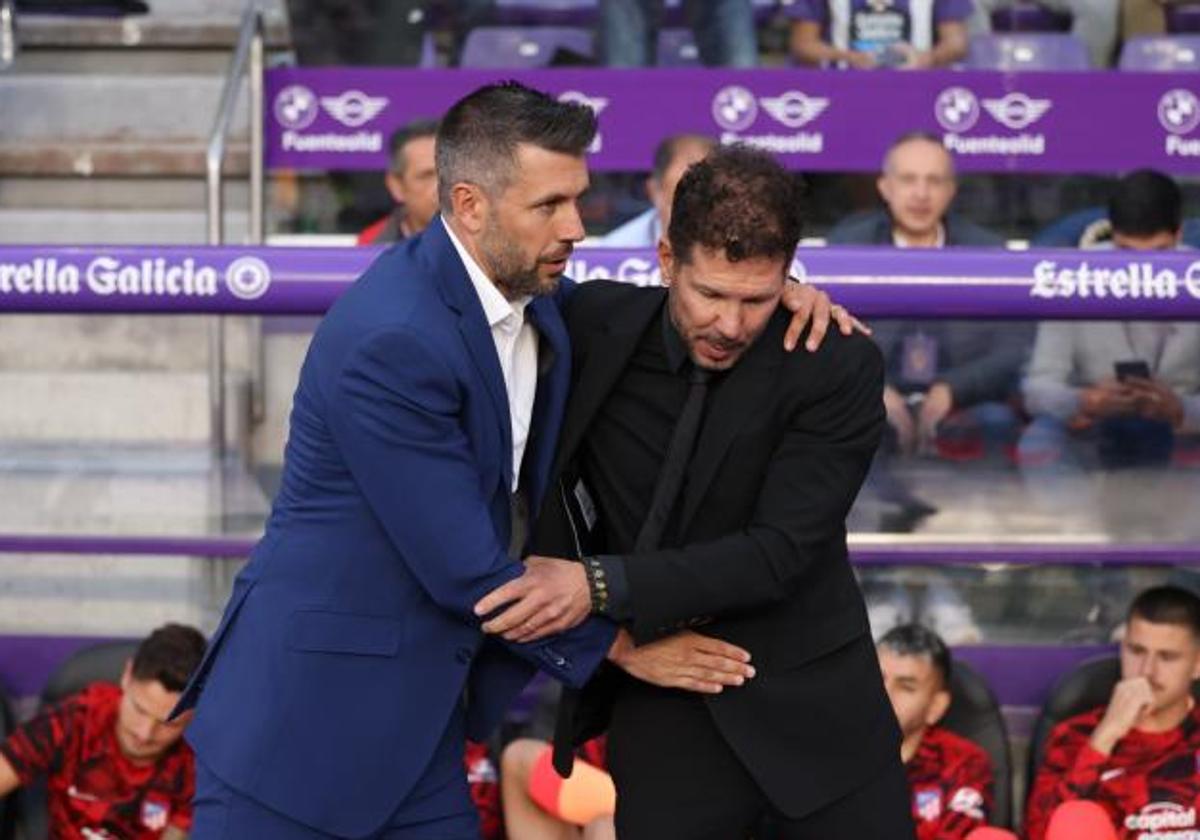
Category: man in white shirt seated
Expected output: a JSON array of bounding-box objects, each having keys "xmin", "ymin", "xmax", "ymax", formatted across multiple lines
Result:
[{"xmin": 600, "ymin": 134, "xmax": 715, "ymax": 249}]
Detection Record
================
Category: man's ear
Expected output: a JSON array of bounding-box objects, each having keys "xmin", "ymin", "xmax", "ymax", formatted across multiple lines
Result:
[
  {"xmin": 657, "ymin": 237, "xmax": 675, "ymax": 287},
  {"xmin": 927, "ymin": 688, "xmax": 952, "ymax": 727},
  {"xmin": 449, "ymin": 182, "xmax": 489, "ymax": 236},
  {"xmin": 385, "ymin": 172, "xmax": 406, "ymax": 206},
  {"xmin": 646, "ymin": 176, "xmax": 663, "ymax": 209},
  {"xmin": 120, "ymin": 659, "xmax": 134, "ymax": 691}
]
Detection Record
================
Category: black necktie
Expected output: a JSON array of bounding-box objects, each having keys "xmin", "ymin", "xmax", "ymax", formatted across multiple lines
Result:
[{"xmin": 634, "ymin": 365, "xmax": 710, "ymax": 552}]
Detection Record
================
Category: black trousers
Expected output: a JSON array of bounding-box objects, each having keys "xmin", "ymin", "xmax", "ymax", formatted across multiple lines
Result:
[{"xmin": 607, "ymin": 686, "xmax": 916, "ymax": 840}]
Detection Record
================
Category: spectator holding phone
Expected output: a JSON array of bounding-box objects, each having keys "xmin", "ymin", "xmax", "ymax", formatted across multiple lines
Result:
[
  {"xmin": 1020, "ymin": 170, "xmax": 1200, "ymax": 471},
  {"xmin": 785, "ymin": 0, "xmax": 970, "ymax": 69}
]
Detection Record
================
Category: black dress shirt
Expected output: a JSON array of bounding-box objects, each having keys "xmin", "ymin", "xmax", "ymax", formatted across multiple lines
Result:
[{"xmin": 580, "ymin": 303, "xmax": 719, "ymax": 620}]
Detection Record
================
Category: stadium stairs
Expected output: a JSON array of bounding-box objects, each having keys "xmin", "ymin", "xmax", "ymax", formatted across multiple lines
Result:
[{"xmin": 0, "ymin": 1, "xmax": 289, "ymax": 695}]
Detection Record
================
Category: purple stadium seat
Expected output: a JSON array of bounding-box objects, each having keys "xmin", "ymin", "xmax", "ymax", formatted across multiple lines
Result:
[
  {"xmin": 1119, "ymin": 35, "xmax": 1200, "ymax": 69},
  {"xmin": 1167, "ymin": 2, "xmax": 1200, "ymax": 33},
  {"xmin": 491, "ymin": 0, "xmax": 598, "ymax": 25},
  {"xmin": 459, "ymin": 26, "xmax": 595, "ymax": 67},
  {"xmin": 990, "ymin": 0, "xmax": 1072, "ymax": 32},
  {"xmin": 419, "ymin": 32, "xmax": 438, "ymax": 68},
  {"xmin": 965, "ymin": 33, "xmax": 1091, "ymax": 69},
  {"xmin": 657, "ymin": 27, "xmax": 701, "ymax": 65}
]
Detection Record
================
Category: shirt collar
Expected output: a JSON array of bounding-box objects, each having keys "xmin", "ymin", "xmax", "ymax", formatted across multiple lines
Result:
[
  {"xmin": 892, "ymin": 223, "xmax": 946, "ymax": 249},
  {"xmin": 442, "ymin": 215, "xmax": 530, "ymax": 327},
  {"xmin": 660, "ymin": 300, "xmax": 690, "ymax": 374}
]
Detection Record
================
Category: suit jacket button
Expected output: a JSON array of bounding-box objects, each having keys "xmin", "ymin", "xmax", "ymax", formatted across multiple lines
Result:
[{"xmin": 456, "ymin": 648, "xmax": 472, "ymax": 664}]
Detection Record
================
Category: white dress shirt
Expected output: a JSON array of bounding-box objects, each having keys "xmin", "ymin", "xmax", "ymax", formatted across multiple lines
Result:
[{"xmin": 444, "ymin": 218, "xmax": 539, "ymax": 491}]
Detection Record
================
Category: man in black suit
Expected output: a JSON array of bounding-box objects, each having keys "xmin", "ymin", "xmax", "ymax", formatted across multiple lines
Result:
[{"xmin": 477, "ymin": 147, "xmax": 912, "ymax": 838}]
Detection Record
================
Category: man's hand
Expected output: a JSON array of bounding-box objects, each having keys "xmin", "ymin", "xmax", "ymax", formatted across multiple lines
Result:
[
  {"xmin": 1089, "ymin": 676, "xmax": 1154, "ymax": 756},
  {"xmin": 1078, "ymin": 380, "xmax": 1139, "ymax": 420},
  {"xmin": 917, "ymin": 382, "xmax": 954, "ymax": 449},
  {"xmin": 1125, "ymin": 377, "xmax": 1185, "ymax": 428},
  {"xmin": 474, "ymin": 556, "xmax": 591, "ymax": 643},
  {"xmin": 844, "ymin": 50, "xmax": 877, "ymax": 69},
  {"xmin": 780, "ymin": 281, "xmax": 870, "ymax": 353},
  {"xmin": 896, "ymin": 43, "xmax": 934, "ymax": 69},
  {"xmin": 607, "ymin": 628, "xmax": 755, "ymax": 694}
]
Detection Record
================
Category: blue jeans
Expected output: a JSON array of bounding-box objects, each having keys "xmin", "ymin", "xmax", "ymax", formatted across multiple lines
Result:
[{"xmin": 598, "ymin": 0, "xmax": 758, "ymax": 66}]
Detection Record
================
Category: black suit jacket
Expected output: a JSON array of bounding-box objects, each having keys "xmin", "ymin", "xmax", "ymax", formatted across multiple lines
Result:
[{"xmin": 532, "ymin": 280, "xmax": 903, "ymax": 819}]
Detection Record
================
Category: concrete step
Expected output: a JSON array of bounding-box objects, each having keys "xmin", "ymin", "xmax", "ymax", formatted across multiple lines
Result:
[
  {"xmin": 0, "ymin": 370, "xmax": 253, "ymax": 447},
  {"xmin": 0, "ymin": 176, "xmax": 249, "ymax": 211},
  {"xmin": 0, "ymin": 72, "xmax": 249, "ymax": 141},
  {"xmin": 0, "ymin": 207, "xmax": 250, "ymax": 244},
  {"xmin": 15, "ymin": 0, "xmax": 290, "ymax": 51}
]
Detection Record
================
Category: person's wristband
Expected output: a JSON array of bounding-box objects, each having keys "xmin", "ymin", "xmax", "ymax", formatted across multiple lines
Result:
[{"xmin": 582, "ymin": 556, "xmax": 609, "ymax": 614}]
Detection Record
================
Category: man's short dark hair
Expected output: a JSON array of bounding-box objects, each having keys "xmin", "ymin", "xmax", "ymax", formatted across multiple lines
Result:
[
  {"xmin": 130, "ymin": 623, "xmax": 206, "ymax": 693},
  {"xmin": 878, "ymin": 623, "xmax": 953, "ymax": 688},
  {"xmin": 435, "ymin": 81, "xmax": 597, "ymax": 209},
  {"xmin": 651, "ymin": 133, "xmax": 716, "ymax": 183},
  {"xmin": 667, "ymin": 145, "xmax": 805, "ymax": 266},
  {"xmin": 1109, "ymin": 169, "xmax": 1183, "ymax": 238},
  {"xmin": 1128, "ymin": 585, "xmax": 1200, "ymax": 638},
  {"xmin": 388, "ymin": 118, "xmax": 439, "ymax": 176}
]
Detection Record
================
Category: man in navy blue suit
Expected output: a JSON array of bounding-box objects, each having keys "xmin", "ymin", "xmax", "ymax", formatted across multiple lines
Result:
[{"xmin": 177, "ymin": 82, "xmax": 848, "ymax": 840}]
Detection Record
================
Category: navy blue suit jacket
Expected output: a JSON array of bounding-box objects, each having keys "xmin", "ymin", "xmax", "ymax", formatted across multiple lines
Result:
[{"xmin": 177, "ymin": 218, "xmax": 616, "ymax": 837}]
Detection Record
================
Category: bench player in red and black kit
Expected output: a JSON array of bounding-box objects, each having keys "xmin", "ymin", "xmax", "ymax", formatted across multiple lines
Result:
[
  {"xmin": 878, "ymin": 624, "xmax": 997, "ymax": 840},
  {"xmin": 0, "ymin": 623, "xmax": 205, "ymax": 840},
  {"xmin": 1024, "ymin": 585, "xmax": 1200, "ymax": 840}
]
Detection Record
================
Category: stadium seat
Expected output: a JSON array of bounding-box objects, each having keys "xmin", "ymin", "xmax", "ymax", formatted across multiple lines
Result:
[
  {"xmin": 1119, "ymin": 35, "xmax": 1200, "ymax": 70},
  {"xmin": 990, "ymin": 1, "xmax": 1072, "ymax": 32},
  {"xmin": 0, "ymin": 685, "xmax": 13, "ymax": 840},
  {"xmin": 657, "ymin": 28, "xmax": 701, "ymax": 65},
  {"xmin": 459, "ymin": 26, "xmax": 595, "ymax": 67},
  {"xmin": 1026, "ymin": 655, "xmax": 1200, "ymax": 805},
  {"xmin": 1167, "ymin": 2, "xmax": 1200, "ymax": 32},
  {"xmin": 1026, "ymin": 655, "xmax": 1120, "ymax": 807},
  {"xmin": 965, "ymin": 33, "xmax": 1091, "ymax": 69},
  {"xmin": 941, "ymin": 659, "xmax": 1015, "ymax": 829},
  {"xmin": 17, "ymin": 640, "xmax": 139, "ymax": 840}
]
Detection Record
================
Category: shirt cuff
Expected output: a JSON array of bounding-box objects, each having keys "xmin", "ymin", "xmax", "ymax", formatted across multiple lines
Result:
[{"xmin": 584, "ymin": 555, "xmax": 632, "ymax": 622}]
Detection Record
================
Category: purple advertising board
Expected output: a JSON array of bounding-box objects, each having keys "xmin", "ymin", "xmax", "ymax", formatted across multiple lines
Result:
[
  {"xmin": 265, "ymin": 67, "xmax": 1200, "ymax": 174},
  {"xmin": 4, "ymin": 244, "xmax": 1200, "ymax": 318}
]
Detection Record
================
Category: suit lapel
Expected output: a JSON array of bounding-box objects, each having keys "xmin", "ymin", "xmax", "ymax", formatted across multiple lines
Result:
[
  {"xmin": 554, "ymin": 288, "xmax": 665, "ymax": 478},
  {"xmin": 677, "ymin": 316, "xmax": 784, "ymax": 536},
  {"xmin": 524, "ymin": 295, "xmax": 569, "ymax": 513},
  {"xmin": 428, "ymin": 218, "xmax": 514, "ymax": 486}
]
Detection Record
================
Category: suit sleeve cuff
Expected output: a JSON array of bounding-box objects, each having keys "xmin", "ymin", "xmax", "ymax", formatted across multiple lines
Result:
[{"xmin": 584, "ymin": 555, "xmax": 633, "ymax": 622}]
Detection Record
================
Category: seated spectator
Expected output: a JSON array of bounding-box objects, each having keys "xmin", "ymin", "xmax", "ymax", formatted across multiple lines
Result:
[
  {"xmin": 358, "ymin": 118, "xmax": 440, "ymax": 245},
  {"xmin": 786, "ymin": 0, "xmax": 969, "ymax": 68},
  {"xmin": 600, "ymin": 133, "xmax": 715, "ymax": 249},
  {"xmin": 1025, "ymin": 585, "xmax": 1200, "ymax": 840},
  {"xmin": 831, "ymin": 133, "xmax": 1028, "ymax": 460},
  {"xmin": 0, "ymin": 624, "xmax": 206, "ymax": 840},
  {"xmin": 500, "ymin": 737, "xmax": 614, "ymax": 839},
  {"xmin": 1020, "ymin": 170, "xmax": 1200, "ymax": 472},
  {"xmin": 466, "ymin": 740, "xmax": 504, "ymax": 840},
  {"xmin": 598, "ymin": 0, "xmax": 757, "ymax": 67},
  {"xmin": 878, "ymin": 624, "xmax": 996, "ymax": 839}
]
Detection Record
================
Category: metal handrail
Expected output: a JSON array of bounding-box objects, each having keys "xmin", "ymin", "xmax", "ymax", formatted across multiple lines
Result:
[
  {"xmin": 206, "ymin": 1, "xmax": 265, "ymax": 462},
  {"xmin": 0, "ymin": 0, "xmax": 16, "ymax": 71}
]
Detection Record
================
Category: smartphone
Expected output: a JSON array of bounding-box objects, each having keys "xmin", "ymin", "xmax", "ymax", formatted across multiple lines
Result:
[{"xmin": 1114, "ymin": 360, "xmax": 1151, "ymax": 382}]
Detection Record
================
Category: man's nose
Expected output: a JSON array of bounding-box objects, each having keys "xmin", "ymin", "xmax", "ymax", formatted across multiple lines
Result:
[{"xmin": 558, "ymin": 204, "xmax": 585, "ymax": 243}]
